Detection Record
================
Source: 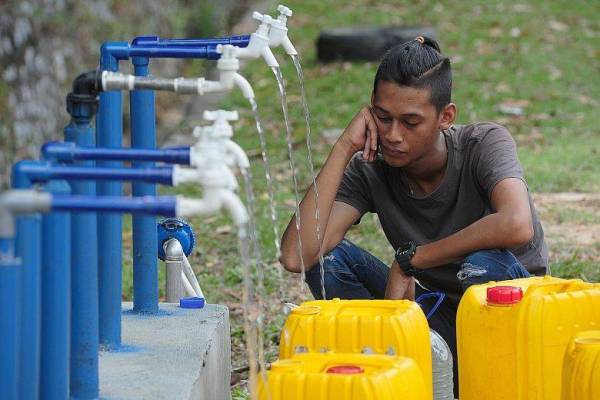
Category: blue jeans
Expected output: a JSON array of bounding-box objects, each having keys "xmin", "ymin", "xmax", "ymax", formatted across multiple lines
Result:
[{"xmin": 304, "ymin": 239, "xmax": 531, "ymax": 396}]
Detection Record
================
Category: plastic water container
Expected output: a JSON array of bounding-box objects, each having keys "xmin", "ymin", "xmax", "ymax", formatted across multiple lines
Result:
[
  {"xmin": 561, "ymin": 331, "xmax": 600, "ymax": 400},
  {"xmin": 279, "ymin": 298, "xmax": 432, "ymax": 397},
  {"xmin": 430, "ymin": 329, "xmax": 453, "ymax": 400},
  {"xmin": 258, "ymin": 353, "xmax": 428, "ymax": 400},
  {"xmin": 457, "ymin": 276, "xmax": 600, "ymax": 400}
]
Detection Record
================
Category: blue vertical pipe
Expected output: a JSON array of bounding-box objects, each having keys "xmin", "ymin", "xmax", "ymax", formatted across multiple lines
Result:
[
  {"xmin": 11, "ymin": 168, "xmax": 42, "ymax": 400},
  {"xmin": 15, "ymin": 213, "xmax": 42, "ymax": 400},
  {"xmin": 64, "ymin": 98, "xmax": 99, "ymax": 399},
  {"xmin": 40, "ymin": 180, "xmax": 71, "ymax": 400},
  {"xmin": 0, "ymin": 239, "xmax": 21, "ymax": 400},
  {"xmin": 130, "ymin": 56, "xmax": 158, "ymax": 313},
  {"xmin": 97, "ymin": 43, "xmax": 124, "ymax": 348}
]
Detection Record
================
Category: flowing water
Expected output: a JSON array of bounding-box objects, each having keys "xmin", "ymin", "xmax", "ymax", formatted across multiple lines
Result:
[
  {"xmin": 237, "ymin": 225, "xmax": 259, "ymax": 400},
  {"xmin": 248, "ymin": 98, "xmax": 285, "ymax": 297},
  {"xmin": 241, "ymin": 167, "xmax": 270, "ymax": 398},
  {"xmin": 271, "ymin": 66, "xmax": 308, "ymax": 297},
  {"xmin": 291, "ymin": 54, "xmax": 327, "ymax": 300}
]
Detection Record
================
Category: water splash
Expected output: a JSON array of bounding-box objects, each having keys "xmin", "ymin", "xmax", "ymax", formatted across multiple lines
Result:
[
  {"xmin": 291, "ymin": 54, "xmax": 327, "ymax": 300},
  {"xmin": 271, "ymin": 66, "xmax": 308, "ymax": 297}
]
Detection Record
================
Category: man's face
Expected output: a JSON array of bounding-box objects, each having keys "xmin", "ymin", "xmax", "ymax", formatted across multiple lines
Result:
[{"xmin": 371, "ymin": 80, "xmax": 445, "ymax": 168}]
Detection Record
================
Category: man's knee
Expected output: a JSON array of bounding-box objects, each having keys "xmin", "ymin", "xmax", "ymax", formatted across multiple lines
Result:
[{"xmin": 457, "ymin": 249, "xmax": 529, "ymax": 292}]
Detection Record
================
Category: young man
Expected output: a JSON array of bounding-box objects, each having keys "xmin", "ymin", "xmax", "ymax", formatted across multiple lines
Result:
[{"xmin": 279, "ymin": 36, "xmax": 548, "ymax": 393}]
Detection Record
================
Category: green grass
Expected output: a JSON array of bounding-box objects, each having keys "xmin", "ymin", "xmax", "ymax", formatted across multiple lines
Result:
[{"xmin": 118, "ymin": 0, "xmax": 599, "ymax": 394}]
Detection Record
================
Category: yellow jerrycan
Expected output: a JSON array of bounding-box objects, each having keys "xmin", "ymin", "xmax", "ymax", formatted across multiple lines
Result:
[
  {"xmin": 258, "ymin": 352, "xmax": 429, "ymax": 400},
  {"xmin": 457, "ymin": 276, "xmax": 600, "ymax": 400},
  {"xmin": 561, "ymin": 330, "xmax": 600, "ymax": 400},
  {"xmin": 279, "ymin": 298, "xmax": 431, "ymax": 396}
]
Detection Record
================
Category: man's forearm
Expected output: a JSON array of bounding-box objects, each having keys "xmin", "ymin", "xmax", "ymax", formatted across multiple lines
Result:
[
  {"xmin": 280, "ymin": 139, "xmax": 355, "ymax": 270},
  {"xmin": 384, "ymin": 261, "xmax": 414, "ymax": 300},
  {"xmin": 411, "ymin": 211, "xmax": 533, "ymax": 269}
]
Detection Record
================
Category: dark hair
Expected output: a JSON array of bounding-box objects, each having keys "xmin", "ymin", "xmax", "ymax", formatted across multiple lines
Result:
[{"xmin": 373, "ymin": 36, "xmax": 452, "ymax": 112}]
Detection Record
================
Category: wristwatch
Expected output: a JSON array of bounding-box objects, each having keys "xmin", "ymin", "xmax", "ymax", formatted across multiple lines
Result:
[{"xmin": 394, "ymin": 241, "xmax": 419, "ymax": 276}]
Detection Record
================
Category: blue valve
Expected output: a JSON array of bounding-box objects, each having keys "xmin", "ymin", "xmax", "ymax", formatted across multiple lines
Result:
[{"xmin": 157, "ymin": 218, "xmax": 195, "ymax": 260}]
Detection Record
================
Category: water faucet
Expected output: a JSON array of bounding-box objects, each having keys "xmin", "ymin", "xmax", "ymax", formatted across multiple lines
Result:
[
  {"xmin": 175, "ymin": 110, "xmax": 250, "ymax": 228},
  {"xmin": 226, "ymin": 12, "xmax": 280, "ymax": 68},
  {"xmin": 201, "ymin": 110, "xmax": 250, "ymax": 169},
  {"xmin": 100, "ymin": 46, "xmax": 255, "ymax": 100},
  {"xmin": 265, "ymin": 5, "xmax": 298, "ymax": 56}
]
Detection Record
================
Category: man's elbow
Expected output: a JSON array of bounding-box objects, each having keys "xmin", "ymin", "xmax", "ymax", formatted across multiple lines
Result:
[
  {"xmin": 506, "ymin": 215, "xmax": 534, "ymax": 247},
  {"xmin": 279, "ymin": 252, "xmax": 317, "ymax": 274},
  {"xmin": 279, "ymin": 253, "xmax": 302, "ymax": 274}
]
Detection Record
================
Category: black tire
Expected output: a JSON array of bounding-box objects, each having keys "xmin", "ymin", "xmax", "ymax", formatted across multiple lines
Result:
[{"xmin": 316, "ymin": 26, "xmax": 437, "ymax": 62}]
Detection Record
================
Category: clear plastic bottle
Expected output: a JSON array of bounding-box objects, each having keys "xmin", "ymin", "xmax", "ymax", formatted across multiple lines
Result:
[{"xmin": 430, "ymin": 329, "xmax": 454, "ymax": 400}]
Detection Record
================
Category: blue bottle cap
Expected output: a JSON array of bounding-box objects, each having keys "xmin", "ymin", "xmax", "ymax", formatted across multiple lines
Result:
[{"xmin": 180, "ymin": 296, "xmax": 205, "ymax": 309}]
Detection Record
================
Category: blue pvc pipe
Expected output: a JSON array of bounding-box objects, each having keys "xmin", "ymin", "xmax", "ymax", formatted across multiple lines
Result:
[
  {"xmin": 11, "ymin": 166, "xmax": 42, "ymax": 400},
  {"xmin": 102, "ymin": 35, "xmax": 250, "ymax": 61},
  {"xmin": 64, "ymin": 106, "xmax": 100, "ymax": 400},
  {"xmin": 42, "ymin": 141, "xmax": 191, "ymax": 165},
  {"xmin": 40, "ymin": 180, "xmax": 71, "ymax": 400},
  {"xmin": 13, "ymin": 160, "xmax": 175, "ymax": 186},
  {"xmin": 51, "ymin": 195, "xmax": 177, "ymax": 217},
  {"xmin": 0, "ymin": 239, "xmax": 20, "ymax": 400},
  {"xmin": 97, "ymin": 45, "xmax": 124, "ymax": 350},
  {"xmin": 15, "ymin": 213, "xmax": 42, "ymax": 400},
  {"xmin": 130, "ymin": 56, "xmax": 159, "ymax": 314}
]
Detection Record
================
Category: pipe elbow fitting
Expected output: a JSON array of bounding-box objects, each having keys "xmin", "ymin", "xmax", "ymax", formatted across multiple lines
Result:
[{"xmin": 163, "ymin": 238, "xmax": 185, "ymax": 261}]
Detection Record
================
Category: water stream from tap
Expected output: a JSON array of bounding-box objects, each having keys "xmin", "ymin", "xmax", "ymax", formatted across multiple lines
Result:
[
  {"xmin": 241, "ymin": 167, "xmax": 270, "ymax": 397},
  {"xmin": 271, "ymin": 66, "xmax": 308, "ymax": 297},
  {"xmin": 237, "ymin": 225, "xmax": 259, "ymax": 400},
  {"xmin": 248, "ymin": 98, "xmax": 284, "ymax": 298},
  {"xmin": 291, "ymin": 54, "xmax": 327, "ymax": 300}
]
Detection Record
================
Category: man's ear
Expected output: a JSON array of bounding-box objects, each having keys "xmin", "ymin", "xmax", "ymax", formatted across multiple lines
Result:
[
  {"xmin": 439, "ymin": 103, "xmax": 457, "ymax": 130},
  {"xmin": 370, "ymin": 91, "xmax": 375, "ymax": 106}
]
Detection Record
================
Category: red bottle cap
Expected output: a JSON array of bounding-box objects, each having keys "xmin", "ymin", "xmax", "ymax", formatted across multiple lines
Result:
[
  {"xmin": 487, "ymin": 286, "xmax": 523, "ymax": 305},
  {"xmin": 326, "ymin": 365, "xmax": 364, "ymax": 374}
]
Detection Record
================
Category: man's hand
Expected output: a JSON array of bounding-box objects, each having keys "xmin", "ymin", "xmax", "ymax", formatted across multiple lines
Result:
[
  {"xmin": 384, "ymin": 260, "xmax": 415, "ymax": 300},
  {"xmin": 338, "ymin": 106, "xmax": 379, "ymax": 162}
]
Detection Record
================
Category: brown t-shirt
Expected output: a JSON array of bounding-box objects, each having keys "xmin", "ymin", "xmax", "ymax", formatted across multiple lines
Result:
[{"xmin": 336, "ymin": 122, "xmax": 548, "ymax": 300}]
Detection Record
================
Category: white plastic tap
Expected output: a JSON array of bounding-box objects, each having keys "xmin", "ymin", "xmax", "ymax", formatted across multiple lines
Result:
[
  {"xmin": 226, "ymin": 13, "xmax": 279, "ymax": 67},
  {"xmin": 189, "ymin": 110, "xmax": 250, "ymax": 171},
  {"xmin": 266, "ymin": 5, "xmax": 298, "ymax": 56},
  {"xmin": 101, "ymin": 47, "xmax": 255, "ymax": 100}
]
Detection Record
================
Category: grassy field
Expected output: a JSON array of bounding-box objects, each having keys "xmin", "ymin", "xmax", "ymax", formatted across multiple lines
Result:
[{"xmin": 121, "ymin": 0, "xmax": 598, "ymax": 396}]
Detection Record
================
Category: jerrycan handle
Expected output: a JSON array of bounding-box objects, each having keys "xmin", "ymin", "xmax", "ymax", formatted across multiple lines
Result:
[{"xmin": 524, "ymin": 278, "xmax": 585, "ymax": 297}]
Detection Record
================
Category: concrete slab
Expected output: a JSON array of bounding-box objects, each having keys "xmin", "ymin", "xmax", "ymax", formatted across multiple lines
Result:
[{"xmin": 99, "ymin": 302, "xmax": 231, "ymax": 400}]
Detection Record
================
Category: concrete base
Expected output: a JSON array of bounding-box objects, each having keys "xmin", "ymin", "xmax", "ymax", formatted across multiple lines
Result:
[{"xmin": 99, "ymin": 302, "xmax": 231, "ymax": 400}]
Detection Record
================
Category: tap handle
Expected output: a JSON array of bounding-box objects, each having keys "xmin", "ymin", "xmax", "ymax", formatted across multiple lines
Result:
[
  {"xmin": 277, "ymin": 5, "xmax": 293, "ymax": 17},
  {"xmin": 203, "ymin": 110, "xmax": 239, "ymax": 122},
  {"xmin": 216, "ymin": 44, "xmax": 236, "ymax": 58},
  {"xmin": 252, "ymin": 11, "xmax": 274, "ymax": 27}
]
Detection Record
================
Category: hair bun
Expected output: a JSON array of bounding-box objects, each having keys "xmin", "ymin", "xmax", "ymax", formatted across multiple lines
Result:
[{"xmin": 421, "ymin": 36, "xmax": 441, "ymax": 52}]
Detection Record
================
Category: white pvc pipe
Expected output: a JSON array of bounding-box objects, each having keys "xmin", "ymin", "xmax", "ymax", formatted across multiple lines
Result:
[
  {"xmin": 182, "ymin": 255, "xmax": 204, "ymax": 298},
  {"xmin": 181, "ymin": 271, "xmax": 196, "ymax": 298}
]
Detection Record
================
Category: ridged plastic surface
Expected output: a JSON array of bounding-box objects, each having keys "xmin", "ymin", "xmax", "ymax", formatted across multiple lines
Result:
[
  {"xmin": 561, "ymin": 331, "xmax": 600, "ymax": 400},
  {"xmin": 258, "ymin": 353, "xmax": 428, "ymax": 400},
  {"xmin": 279, "ymin": 298, "xmax": 431, "ymax": 398},
  {"xmin": 457, "ymin": 276, "xmax": 600, "ymax": 400}
]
